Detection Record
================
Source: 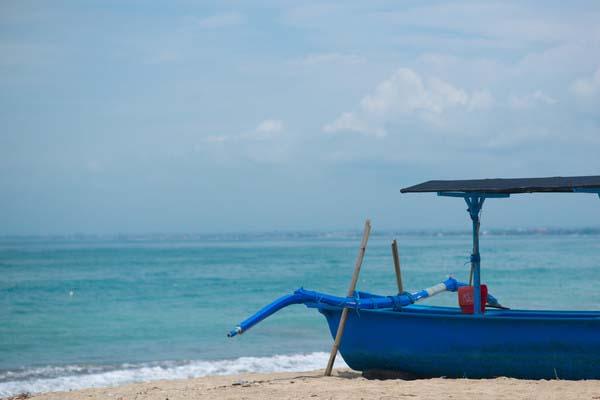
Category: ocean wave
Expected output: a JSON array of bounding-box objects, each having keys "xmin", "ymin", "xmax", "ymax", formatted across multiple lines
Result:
[{"xmin": 0, "ymin": 352, "xmax": 347, "ymax": 397}]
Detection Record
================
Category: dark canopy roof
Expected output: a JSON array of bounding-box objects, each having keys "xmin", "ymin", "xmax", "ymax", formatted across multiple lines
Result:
[{"xmin": 401, "ymin": 175, "xmax": 600, "ymax": 194}]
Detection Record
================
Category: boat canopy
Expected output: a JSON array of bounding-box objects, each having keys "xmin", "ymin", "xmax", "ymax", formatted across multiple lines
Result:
[
  {"xmin": 401, "ymin": 175, "xmax": 600, "ymax": 195},
  {"xmin": 400, "ymin": 175, "xmax": 600, "ymax": 316}
]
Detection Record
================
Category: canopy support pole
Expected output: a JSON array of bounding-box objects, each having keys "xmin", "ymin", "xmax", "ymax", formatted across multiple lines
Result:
[
  {"xmin": 437, "ymin": 191, "xmax": 509, "ymax": 316},
  {"xmin": 465, "ymin": 196, "xmax": 484, "ymax": 315}
]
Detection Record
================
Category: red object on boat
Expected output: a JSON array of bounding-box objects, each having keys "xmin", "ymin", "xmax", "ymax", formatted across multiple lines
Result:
[{"xmin": 458, "ymin": 285, "xmax": 488, "ymax": 314}]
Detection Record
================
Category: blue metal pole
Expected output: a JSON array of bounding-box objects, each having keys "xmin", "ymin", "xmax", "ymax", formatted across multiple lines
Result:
[
  {"xmin": 439, "ymin": 191, "xmax": 507, "ymax": 315},
  {"xmin": 228, "ymin": 277, "xmax": 507, "ymax": 337},
  {"xmin": 465, "ymin": 196, "xmax": 484, "ymax": 316}
]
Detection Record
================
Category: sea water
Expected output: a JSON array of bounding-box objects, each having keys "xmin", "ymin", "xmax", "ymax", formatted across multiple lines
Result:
[{"xmin": 1, "ymin": 231, "xmax": 599, "ymax": 395}]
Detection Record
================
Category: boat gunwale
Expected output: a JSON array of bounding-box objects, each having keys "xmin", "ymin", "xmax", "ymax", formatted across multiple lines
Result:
[{"xmin": 309, "ymin": 303, "xmax": 600, "ymax": 321}]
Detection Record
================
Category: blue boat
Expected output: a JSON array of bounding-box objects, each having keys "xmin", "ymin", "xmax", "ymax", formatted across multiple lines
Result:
[{"xmin": 229, "ymin": 176, "xmax": 600, "ymax": 379}]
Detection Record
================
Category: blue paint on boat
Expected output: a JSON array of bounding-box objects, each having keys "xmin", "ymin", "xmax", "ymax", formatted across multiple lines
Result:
[
  {"xmin": 317, "ymin": 304, "xmax": 600, "ymax": 379},
  {"xmin": 230, "ymin": 281, "xmax": 600, "ymax": 379}
]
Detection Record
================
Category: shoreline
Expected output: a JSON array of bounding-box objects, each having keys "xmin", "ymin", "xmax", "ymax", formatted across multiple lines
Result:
[{"xmin": 12, "ymin": 369, "xmax": 600, "ymax": 400}]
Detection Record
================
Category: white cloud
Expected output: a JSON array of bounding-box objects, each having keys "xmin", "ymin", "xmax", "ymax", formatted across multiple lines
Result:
[
  {"xmin": 322, "ymin": 68, "xmax": 494, "ymax": 136},
  {"xmin": 248, "ymin": 119, "xmax": 285, "ymax": 140},
  {"xmin": 509, "ymin": 90, "xmax": 557, "ymax": 109},
  {"xmin": 204, "ymin": 135, "xmax": 229, "ymax": 143},
  {"xmin": 197, "ymin": 13, "xmax": 244, "ymax": 29},
  {"xmin": 298, "ymin": 53, "xmax": 365, "ymax": 66},
  {"xmin": 243, "ymin": 119, "xmax": 289, "ymax": 163},
  {"xmin": 469, "ymin": 90, "xmax": 495, "ymax": 110},
  {"xmin": 204, "ymin": 120, "xmax": 285, "ymax": 143},
  {"xmin": 571, "ymin": 67, "xmax": 600, "ymax": 97},
  {"xmin": 323, "ymin": 112, "xmax": 385, "ymax": 137},
  {"xmin": 376, "ymin": 3, "xmax": 600, "ymax": 46},
  {"xmin": 256, "ymin": 119, "xmax": 283, "ymax": 133},
  {"xmin": 199, "ymin": 119, "xmax": 290, "ymax": 164}
]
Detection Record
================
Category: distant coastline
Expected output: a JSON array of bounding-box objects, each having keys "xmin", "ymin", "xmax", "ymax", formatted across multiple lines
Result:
[{"xmin": 2, "ymin": 227, "xmax": 600, "ymax": 242}]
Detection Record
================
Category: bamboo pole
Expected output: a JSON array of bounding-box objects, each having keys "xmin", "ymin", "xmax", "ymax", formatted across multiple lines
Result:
[
  {"xmin": 324, "ymin": 219, "xmax": 371, "ymax": 377},
  {"xmin": 391, "ymin": 239, "xmax": 403, "ymax": 293}
]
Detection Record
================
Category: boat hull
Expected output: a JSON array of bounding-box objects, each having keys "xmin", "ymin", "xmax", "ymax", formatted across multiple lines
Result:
[{"xmin": 317, "ymin": 305, "xmax": 600, "ymax": 379}]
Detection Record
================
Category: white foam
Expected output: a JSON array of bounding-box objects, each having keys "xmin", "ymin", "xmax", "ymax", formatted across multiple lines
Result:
[{"xmin": 0, "ymin": 352, "xmax": 347, "ymax": 397}]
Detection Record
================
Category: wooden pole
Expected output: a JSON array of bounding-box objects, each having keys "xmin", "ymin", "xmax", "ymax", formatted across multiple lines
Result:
[
  {"xmin": 324, "ymin": 219, "xmax": 371, "ymax": 376},
  {"xmin": 391, "ymin": 239, "xmax": 403, "ymax": 293}
]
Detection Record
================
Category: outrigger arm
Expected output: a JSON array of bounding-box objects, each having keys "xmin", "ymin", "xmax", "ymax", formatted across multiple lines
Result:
[{"xmin": 228, "ymin": 277, "xmax": 503, "ymax": 337}]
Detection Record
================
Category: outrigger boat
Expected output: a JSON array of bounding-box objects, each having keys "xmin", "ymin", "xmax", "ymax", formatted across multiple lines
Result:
[{"xmin": 229, "ymin": 176, "xmax": 600, "ymax": 379}]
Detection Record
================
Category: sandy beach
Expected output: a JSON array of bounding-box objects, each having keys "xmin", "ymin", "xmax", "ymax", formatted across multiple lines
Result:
[{"xmin": 12, "ymin": 369, "xmax": 599, "ymax": 400}]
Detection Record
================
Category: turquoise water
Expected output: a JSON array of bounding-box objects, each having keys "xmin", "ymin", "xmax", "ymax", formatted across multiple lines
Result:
[{"xmin": 1, "ymin": 232, "xmax": 599, "ymax": 395}]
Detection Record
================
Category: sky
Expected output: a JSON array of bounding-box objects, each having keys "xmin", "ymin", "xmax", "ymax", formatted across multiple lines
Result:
[{"xmin": 1, "ymin": 1, "xmax": 600, "ymax": 234}]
